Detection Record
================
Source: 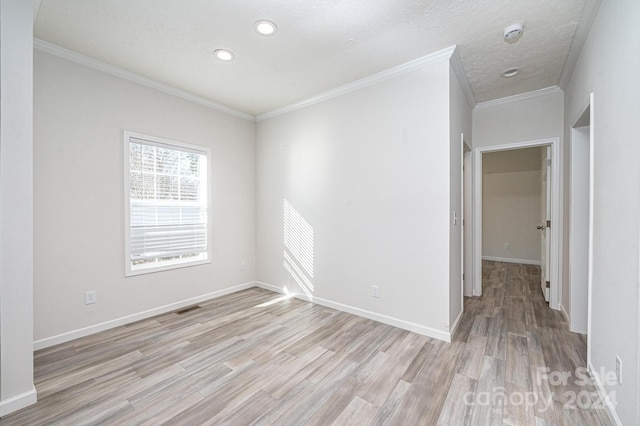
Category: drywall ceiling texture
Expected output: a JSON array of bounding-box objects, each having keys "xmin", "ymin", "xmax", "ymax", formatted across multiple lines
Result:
[{"xmin": 35, "ymin": 0, "xmax": 586, "ymax": 115}]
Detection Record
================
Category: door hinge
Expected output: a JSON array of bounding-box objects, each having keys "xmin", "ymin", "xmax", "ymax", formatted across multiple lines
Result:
[
  {"xmin": 546, "ymin": 280, "xmax": 550, "ymax": 288},
  {"xmin": 546, "ymin": 220, "xmax": 551, "ymax": 228},
  {"xmin": 463, "ymin": 273, "xmax": 465, "ymax": 281}
]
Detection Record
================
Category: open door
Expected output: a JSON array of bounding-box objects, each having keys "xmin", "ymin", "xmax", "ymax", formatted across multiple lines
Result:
[{"xmin": 540, "ymin": 146, "xmax": 551, "ymax": 302}]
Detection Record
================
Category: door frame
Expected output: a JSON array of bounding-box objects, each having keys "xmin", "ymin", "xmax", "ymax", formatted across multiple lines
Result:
[
  {"xmin": 463, "ymin": 139, "xmax": 473, "ymax": 297},
  {"xmin": 472, "ymin": 137, "xmax": 562, "ymax": 310},
  {"xmin": 569, "ymin": 94, "xmax": 593, "ymax": 337}
]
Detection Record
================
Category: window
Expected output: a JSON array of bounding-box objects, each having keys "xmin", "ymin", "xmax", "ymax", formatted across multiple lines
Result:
[{"xmin": 124, "ymin": 131, "xmax": 210, "ymax": 275}]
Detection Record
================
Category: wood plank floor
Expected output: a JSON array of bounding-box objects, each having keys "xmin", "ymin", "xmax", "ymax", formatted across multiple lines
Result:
[{"xmin": 0, "ymin": 261, "xmax": 611, "ymax": 425}]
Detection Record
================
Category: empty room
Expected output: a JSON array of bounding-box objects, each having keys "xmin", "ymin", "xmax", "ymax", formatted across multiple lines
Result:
[{"xmin": 0, "ymin": 0, "xmax": 638, "ymax": 425}]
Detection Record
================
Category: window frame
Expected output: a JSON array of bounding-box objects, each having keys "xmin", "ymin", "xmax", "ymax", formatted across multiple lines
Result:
[{"xmin": 123, "ymin": 130, "xmax": 212, "ymax": 277}]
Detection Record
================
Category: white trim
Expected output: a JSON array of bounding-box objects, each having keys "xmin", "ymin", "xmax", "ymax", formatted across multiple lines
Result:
[
  {"xmin": 0, "ymin": 387, "xmax": 37, "ymax": 417},
  {"xmin": 255, "ymin": 281, "xmax": 452, "ymax": 342},
  {"xmin": 123, "ymin": 130, "xmax": 212, "ymax": 277},
  {"xmin": 463, "ymin": 147, "xmax": 473, "ymax": 297},
  {"xmin": 33, "ymin": 39, "xmax": 254, "ymax": 122},
  {"xmin": 473, "ymin": 138, "xmax": 562, "ymax": 310},
  {"xmin": 587, "ymin": 93, "xmax": 595, "ymax": 367},
  {"xmin": 558, "ymin": 0, "xmax": 602, "ymax": 89},
  {"xmin": 450, "ymin": 49, "xmax": 476, "ymax": 109},
  {"xmin": 568, "ymin": 93, "xmax": 593, "ymax": 342},
  {"xmin": 256, "ymin": 46, "xmax": 457, "ymax": 122},
  {"xmin": 475, "ymin": 86, "xmax": 562, "ymax": 110},
  {"xmin": 559, "ymin": 303, "xmax": 570, "ymax": 323},
  {"xmin": 472, "ymin": 149, "xmax": 483, "ymax": 296},
  {"xmin": 254, "ymin": 281, "xmax": 285, "ymax": 293},
  {"xmin": 450, "ymin": 308, "xmax": 464, "ymax": 338},
  {"xmin": 33, "ymin": 281, "xmax": 256, "ymax": 350},
  {"xmin": 588, "ymin": 362, "xmax": 622, "ymax": 426},
  {"xmin": 481, "ymin": 256, "xmax": 541, "ymax": 266},
  {"xmin": 638, "ymin": 237, "xmax": 640, "ymax": 423}
]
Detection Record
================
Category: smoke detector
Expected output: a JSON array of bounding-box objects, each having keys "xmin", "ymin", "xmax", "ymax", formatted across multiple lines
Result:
[{"xmin": 504, "ymin": 23, "xmax": 524, "ymax": 43}]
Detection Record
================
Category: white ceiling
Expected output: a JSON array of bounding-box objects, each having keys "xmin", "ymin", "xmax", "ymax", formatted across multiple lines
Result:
[{"xmin": 35, "ymin": 0, "xmax": 593, "ymax": 117}]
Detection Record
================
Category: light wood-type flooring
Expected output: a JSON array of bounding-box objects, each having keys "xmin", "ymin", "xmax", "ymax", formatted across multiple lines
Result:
[{"xmin": 0, "ymin": 261, "xmax": 611, "ymax": 425}]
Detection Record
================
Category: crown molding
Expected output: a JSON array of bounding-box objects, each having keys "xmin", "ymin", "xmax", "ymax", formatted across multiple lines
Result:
[
  {"xmin": 449, "ymin": 47, "xmax": 477, "ymax": 109},
  {"xmin": 475, "ymin": 86, "xmax": 563, "ymax": 110},
  {"xmin": 558, "ymin": 0, "xmax": 602, "ymax": 89},
  {"xmin": 256, "ymin": 45, "xmax": 457, "ymax": 122},
  {"xmin": 33, "ymin": 38, "xmax": 255, "ymax": 122}
]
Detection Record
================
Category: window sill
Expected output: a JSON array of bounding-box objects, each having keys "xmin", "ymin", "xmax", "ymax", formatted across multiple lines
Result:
[{"xmin": 125, "ymin": 257, "xmax": 210, "ymax": 277}]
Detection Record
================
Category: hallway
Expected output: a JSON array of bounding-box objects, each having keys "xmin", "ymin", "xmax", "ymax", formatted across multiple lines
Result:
[{"xmin": 444, "ymin": 261, "xmax": 609, "ymax": 424}]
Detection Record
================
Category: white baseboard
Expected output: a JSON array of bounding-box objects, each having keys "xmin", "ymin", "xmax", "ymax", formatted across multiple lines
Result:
[
  {"xmin": 255, "ymin": 281, "xmax": 285, "ymax": 294},
  {"xmin": 35, "ymin": 279, "xmax": 454, "ymax": 351},
  {"xmin": 450, "ymin": 308, "xmax": 464, "ymax": 338},
  {"xmin": 255, "ymin": 281, "xmax": 451, "ymax": 342},
  {"xmin": 559, "ymin": 304, "xmax": 570, "ymax": 323},
  {"xmin": 33, "ymin": 281, "xmax": 256, "ymax": 350},
  {"xmin": 482, "ymin": 256, "xmax": 541, "ymax": 266},
  {"xmin": 588, "ymin": 362, "xmax": 622, "ymax": 425},
  {"xmin": 0, "ymin": 387, "xmax": 37, "ymax": 417}
]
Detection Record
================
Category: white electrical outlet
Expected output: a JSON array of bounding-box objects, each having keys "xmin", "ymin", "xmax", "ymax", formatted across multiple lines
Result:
[
  {"xmin": 616, "ymin": 355, "xmax": 622, "ymax": 385},
  {"xmin": 372, "ymin": 285, "xmax": 380, "ymax": 298},
  {"xmin": 84, "ymin": 290, "xmax": 97, "ymax": 305},
  {"xmin": 504, "ymin": 243, "xmax": 510, "ymax": 249},
  {"xmin": 240, "ymin": 261, "xmax": 246, "ymax": 271}
]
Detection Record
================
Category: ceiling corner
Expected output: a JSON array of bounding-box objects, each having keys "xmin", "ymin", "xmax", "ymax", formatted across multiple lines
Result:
[
  {"xmin": 449, "ymin": 46, "xmax": 477, "ymax": 109},
  {"xmin": 558, "ymin": 0, "xmax": 603, "ymax": 89}
]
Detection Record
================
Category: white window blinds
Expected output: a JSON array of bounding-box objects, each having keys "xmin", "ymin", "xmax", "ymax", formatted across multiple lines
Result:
[{"xmin": 125, "ymin": 132, "xmax": 209, "ymax": 274}]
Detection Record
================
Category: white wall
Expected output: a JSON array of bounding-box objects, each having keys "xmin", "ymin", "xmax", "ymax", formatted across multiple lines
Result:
[
  {"xmin": 473, "ymin": 89, "xmax": 564, "ymax": 148},
  {"xmin": 256, "ymin": 57, "xmax": 455, "ymax": 339},
  {"xmin": 482, "ymin": 148, "xmax": 542, "ymax": 264},
  {"xmin": 33, "ymin": 51, "xmax": 256, "ymax": 345},
  {"xmin": 449, "ymin": 66, "xmax": 472, "ymax": 329},
  {"xmin": 564, "ymin": 1, "xmax": 640, "ymax": 423},
  {"xmin": 0, "ymin": 0, "xmax": 36, "ymax": 416}
]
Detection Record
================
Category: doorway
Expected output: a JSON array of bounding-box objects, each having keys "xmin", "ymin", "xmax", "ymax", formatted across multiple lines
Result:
[
  {"xmin": 569, "ymin": 94, "xmax": 593, "ymax": 339},
  {"xmin": 472, "ymin": 137, "xmax": 562, "ymax": 310}
]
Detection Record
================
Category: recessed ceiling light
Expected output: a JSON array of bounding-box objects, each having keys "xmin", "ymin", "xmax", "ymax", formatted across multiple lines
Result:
[
  {"xmin": 214, "ymin": 49, "xmax": 235, "ymax": 61},
  {"xmin": 501, "ymin": 67, "xmax": 521, "ymax": 78},
  {"xmin": 255, "ymin": 20, "xmax": 277, "ymax": 36}
]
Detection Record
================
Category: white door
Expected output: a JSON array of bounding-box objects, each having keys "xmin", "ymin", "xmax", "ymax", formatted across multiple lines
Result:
[{"xmin": 540, "ymin": 146, "xmax": 551, "ymax": 301}]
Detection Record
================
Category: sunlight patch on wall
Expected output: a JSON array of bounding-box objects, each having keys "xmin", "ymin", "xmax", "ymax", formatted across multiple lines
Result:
[{"xmin": 283, "ymin": 199, "xmax": 315, "ymax": 299}]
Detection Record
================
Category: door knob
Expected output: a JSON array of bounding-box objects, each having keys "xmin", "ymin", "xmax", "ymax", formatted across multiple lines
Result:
[{"xmin": 537, "ymin": 225, "xmax": 544, "ymax": 230}]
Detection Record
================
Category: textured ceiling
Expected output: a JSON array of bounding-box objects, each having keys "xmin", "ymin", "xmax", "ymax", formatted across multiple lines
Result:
[{"xmin": 35, "ymin": 0, "xmax": 588, "ymax": 116}]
